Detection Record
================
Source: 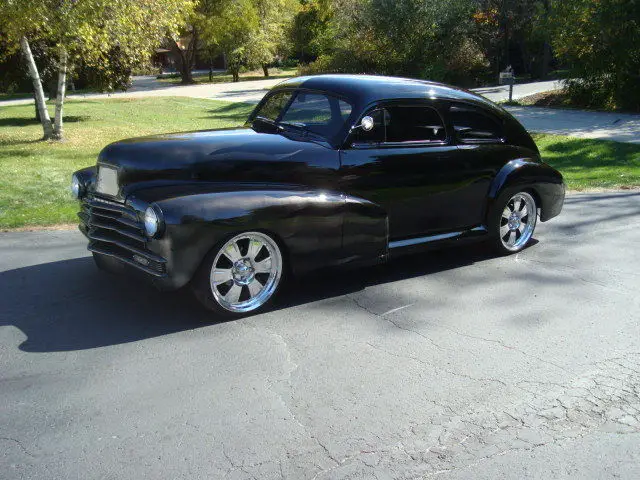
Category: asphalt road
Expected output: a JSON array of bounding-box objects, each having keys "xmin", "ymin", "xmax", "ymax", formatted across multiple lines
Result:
[{"xmin": 1, "ymin": 192, "xmax": 640, "ymax": 479}]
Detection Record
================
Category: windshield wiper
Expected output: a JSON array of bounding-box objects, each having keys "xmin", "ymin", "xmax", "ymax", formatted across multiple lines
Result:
[
  {"xmin": 276, "ymin": 121, "xmax": 327, "ymax": 142},
  {"xmin": 277, "ymin": 121, "xmax": 308, "ymax": 130}
]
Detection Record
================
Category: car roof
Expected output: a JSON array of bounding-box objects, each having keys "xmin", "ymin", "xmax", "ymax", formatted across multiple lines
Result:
[{"xmin": 273, "ymin": 74, "xmax": 502, "ymax": 112}]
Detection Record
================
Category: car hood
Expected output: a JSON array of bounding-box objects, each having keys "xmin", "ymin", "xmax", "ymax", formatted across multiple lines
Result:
[{"xmin": 95, "ymin": 127, "xmax": 338, "ymax": 199}]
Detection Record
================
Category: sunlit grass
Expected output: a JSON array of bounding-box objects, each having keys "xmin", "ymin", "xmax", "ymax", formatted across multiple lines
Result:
[
  {"xmin": 0, "ymin": 97, "xmax": 253, "ymax": 228},
  {"xmin": 0, "ymin": 98, "xmax": 637, "ymax": 229},
  {"xmin": 534, "ymin": 134, "xmax": 640, "ymax": 190}
]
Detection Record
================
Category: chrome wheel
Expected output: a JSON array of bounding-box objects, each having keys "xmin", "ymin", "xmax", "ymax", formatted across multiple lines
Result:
[
  {"xmin": 499, "ymin": 192, "xmax": 537, "ymax": 252},
  {"xmin": 210, "ymin": 232, "xmax": 282, "ymax": 313}
]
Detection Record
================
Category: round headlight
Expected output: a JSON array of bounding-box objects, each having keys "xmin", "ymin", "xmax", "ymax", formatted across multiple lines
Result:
[
  {"xmin": 70, "ymin": 174, "xmax": 82, "ymax": 199},
  {"xmin": 143, "ymin": 206, "xmax": 162, "ymax": 238}
]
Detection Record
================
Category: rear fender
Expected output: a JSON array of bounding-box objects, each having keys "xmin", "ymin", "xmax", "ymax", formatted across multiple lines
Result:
[{"xmin": 488, "ymin": 159, "xmax": 565, "ymax": 223}]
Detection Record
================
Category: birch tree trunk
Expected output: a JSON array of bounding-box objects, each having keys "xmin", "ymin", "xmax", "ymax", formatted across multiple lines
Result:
[
  {"xmin": 20, "ymin": 36, "xmax": 53, "ymax": 140},
  {"xmin": 52, "ymin": 46, "xmax": 68, "ymax": 141}
]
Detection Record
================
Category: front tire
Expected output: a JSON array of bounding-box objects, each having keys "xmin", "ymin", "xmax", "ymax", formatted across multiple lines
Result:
[
  {"xmin": 489, "ymin": 190, "xmax": 538, "ymax": 254},
  {"xmin": 192, "ymin": 231, "xmax": 284, "ymax": 318}
]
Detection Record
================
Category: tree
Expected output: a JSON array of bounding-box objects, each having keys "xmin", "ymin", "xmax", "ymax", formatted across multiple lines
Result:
[
  {"xmin": 302, "ymin": 0, "xmax": 486, "ymax": 86},
  {"xmin": 167, "ymin": 26, "xmax": 199, "ymax": 84},
  {"xmin": 471, "ymin": 0, "xmax": 550, "ymax": 80},
  {"xmin": 198, "ymin": 0, "xmax": 256, "ymax": 82},
  {"xmin": 0, "ymin": 0, "xmax": 193, "ymax": 140},
  {"xmin": 247, "ymin": 0, "xmax": 299, "ymax": 77},
  {"xmin": 289, "ymin": 0, "xmax": 333, "ymax": 63},
  {"xmin": 197, "ymin": 0, "xmax": 298, "ymax": 82},
  {"xmin": 550, "ymin": 0, "xmax": 640, "ymax": 111}
]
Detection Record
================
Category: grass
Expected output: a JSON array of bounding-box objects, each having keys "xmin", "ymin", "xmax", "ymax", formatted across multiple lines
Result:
[
  {"xmin": 0, "ymin": 97, "xmax": 638, "ymax": 228},
  {"xmin": 156, "ymin": 67, "xmax": 298, "ymax": 85},
  {"xmin": 533, "ymin": 133, "xmax": 640, "ymax": 190},
  {"xmin": 0, "ymin": 97, "xmax": 253, "ymax": 228}
]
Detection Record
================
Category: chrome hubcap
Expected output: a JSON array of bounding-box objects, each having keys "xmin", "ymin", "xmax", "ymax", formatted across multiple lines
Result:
[
  {"xmin": 499, "ymin": 192, "xmax": 537, "ymax": 251},
  {"xmin": 210, "ymin": 232, "xmax": 282, "ymax": 313},
  {"xmin": 232, "ymin": 259, "xmax": 255, "ymax": 285}
]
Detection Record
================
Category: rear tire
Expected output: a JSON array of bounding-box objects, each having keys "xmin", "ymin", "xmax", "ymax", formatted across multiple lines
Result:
[
  {"xmin": 489, "ymin": 190, "xmax": 538, "ymax": 254},
  {"xmin": 192, "ymin": 231, "xmax": 284, "ymax": 318}
]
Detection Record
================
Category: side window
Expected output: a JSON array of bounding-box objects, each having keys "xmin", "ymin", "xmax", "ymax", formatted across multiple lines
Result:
[
  {"xmin": 257, "ymin": 91, "xmax": 293, "ymax": 121},
  {"xmin": 352, "ymin": 105, "xmax": 446, "ymax": 145},
  {"xmin": 282, "ymin": 93, "xmax": 333, "ymax": 123},
  {"xmin": 384, "ymin": 105, "xmax": 446, "ymax": 143},
  {"xmin": 450, "ymin": 104, "xmax": 503, "ymax": 143},
  {"xmin": 280, "ymin": 93, "xmax": 352, "ymax": 125}
]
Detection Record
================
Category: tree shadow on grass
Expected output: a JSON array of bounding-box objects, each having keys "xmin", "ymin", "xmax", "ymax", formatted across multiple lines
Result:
[
  {"xmin": 0, "ymin": 139, "xmax": 43, "ymax": 148},
  {"xmin": 0, "ymin": 115, "xmax": 90, "ymax": 128},
  {"xmin": 540, "ymin": 137, "xmax": 640, "ymax": 177},
  {"xmin": 204, "ymin": 102, "xmax": 253, "ymax": 123}
]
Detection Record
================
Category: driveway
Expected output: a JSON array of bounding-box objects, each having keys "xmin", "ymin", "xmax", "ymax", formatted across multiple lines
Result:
[
  {"xmin": 504, "ymin": 106, "xmax": 640, "ymax": 144},
  {"xmin": 2, "ymin": 191, "xmax": 639, "ymax": 479}
]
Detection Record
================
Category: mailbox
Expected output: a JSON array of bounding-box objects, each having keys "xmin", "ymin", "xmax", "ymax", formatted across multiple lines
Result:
[
  {"xmin": 499, "ymin": 71, "xmax": 515, "ymax": 86},
  {"xmin": 499, "ymin": 67, "xmax": 515, "ymax": 102}
]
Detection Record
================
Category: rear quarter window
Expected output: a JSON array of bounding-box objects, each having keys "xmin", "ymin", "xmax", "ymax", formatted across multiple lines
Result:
[{"xmin": 450, "ymin": 103, "xmax": 504, "ymax": 144}]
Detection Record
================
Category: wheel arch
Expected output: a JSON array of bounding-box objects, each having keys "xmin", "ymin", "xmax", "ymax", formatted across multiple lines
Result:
[
  {"xmin": 487, "ymin": 158, "xmax": 565, "ymax": 224},
  {"xmin": 148, "ymin": 188, "xmax": 347, "ymax": 288}
]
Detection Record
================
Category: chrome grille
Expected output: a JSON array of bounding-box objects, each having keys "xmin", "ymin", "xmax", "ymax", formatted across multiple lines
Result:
[{"xmin": 79, "ymin": 195, "xmax": 166, "ymax": 276}]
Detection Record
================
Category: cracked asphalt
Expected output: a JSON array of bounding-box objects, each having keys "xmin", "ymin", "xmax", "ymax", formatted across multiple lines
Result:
[{"xmin": 1, "ymin": 191, "xmax": 639, "ymax": 479}]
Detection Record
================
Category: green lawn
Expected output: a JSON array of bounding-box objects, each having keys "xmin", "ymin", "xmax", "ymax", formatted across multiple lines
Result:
[
  {"xmin": 0, "ymin": 97, "xmax": 638, "ymax": 229},
  {"xmin": 0, "ymin": 97, "xmax": 253, "ymax": 228},
  {"xmin": 156, "ymin": 67, "xmax": 298, "ymax": 85},
  {"xmin": 533, "ymin": 134, "xmax": 640, "ymax": 190}
]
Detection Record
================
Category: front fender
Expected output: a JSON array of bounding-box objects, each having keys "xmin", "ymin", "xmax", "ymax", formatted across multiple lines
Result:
[{"xmin": 136, "ymin": 187, "xmax": 346, "ymax": 288}]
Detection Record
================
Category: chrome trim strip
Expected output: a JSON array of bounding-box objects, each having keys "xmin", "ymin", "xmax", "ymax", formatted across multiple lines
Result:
[
  {"xmin": 389, "ymin": 231, "xmax": 462, "ymax": 248},
  {"xmin": 389, "ymin": 226, "xmax": 487, "ymax": 249}
]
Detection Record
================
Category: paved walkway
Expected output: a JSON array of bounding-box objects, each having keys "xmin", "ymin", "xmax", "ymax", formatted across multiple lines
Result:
[
  {"xmin": 2, "ymin": 76, "xmax": 639, "ymax": 143},
  {"xmin": 504, "ymin": 106, "xmax": 640, "ymax": 144}
]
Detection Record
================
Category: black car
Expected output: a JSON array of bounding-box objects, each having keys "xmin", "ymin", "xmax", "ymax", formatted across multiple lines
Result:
[{"xmin": 72, "ymin": 74, "xmax": 565, "ymax": 317}]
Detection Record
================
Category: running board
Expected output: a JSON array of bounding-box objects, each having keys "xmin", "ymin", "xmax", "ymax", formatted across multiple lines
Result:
[{"xmin": 389, "ymin": 226, "xmax": 487, "ymax": 249}]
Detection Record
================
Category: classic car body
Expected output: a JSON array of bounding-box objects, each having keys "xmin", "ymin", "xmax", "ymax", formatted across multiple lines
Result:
[{"xmin": 73, "ymin": 74, "xmax": 565, "ymax": 315}]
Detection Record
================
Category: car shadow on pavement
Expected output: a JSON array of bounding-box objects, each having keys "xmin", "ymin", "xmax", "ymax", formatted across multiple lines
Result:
[{"xmin": 0, "ymin": 242, "xmax": 503, "ymax": 353}]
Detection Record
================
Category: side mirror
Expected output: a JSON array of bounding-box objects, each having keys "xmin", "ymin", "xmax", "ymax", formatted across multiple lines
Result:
[
  {"xmin": 361, "ymin": 116, "xmax": 375, "ymax": 131},
  {"xmin": 351, "ymin": 115, "xmax": 375, "ymax": 132}
]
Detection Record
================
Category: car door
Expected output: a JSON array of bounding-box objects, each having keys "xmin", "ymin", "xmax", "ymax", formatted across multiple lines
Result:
[{"xmin": 339, "ymin": 101, "xmax": 488, "ymax": 241}]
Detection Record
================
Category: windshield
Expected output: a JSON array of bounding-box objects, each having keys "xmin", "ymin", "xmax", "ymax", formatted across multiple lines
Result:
[{"xmin": 251, "ymin": 90, "xmax": 353, "ymax": 141}]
